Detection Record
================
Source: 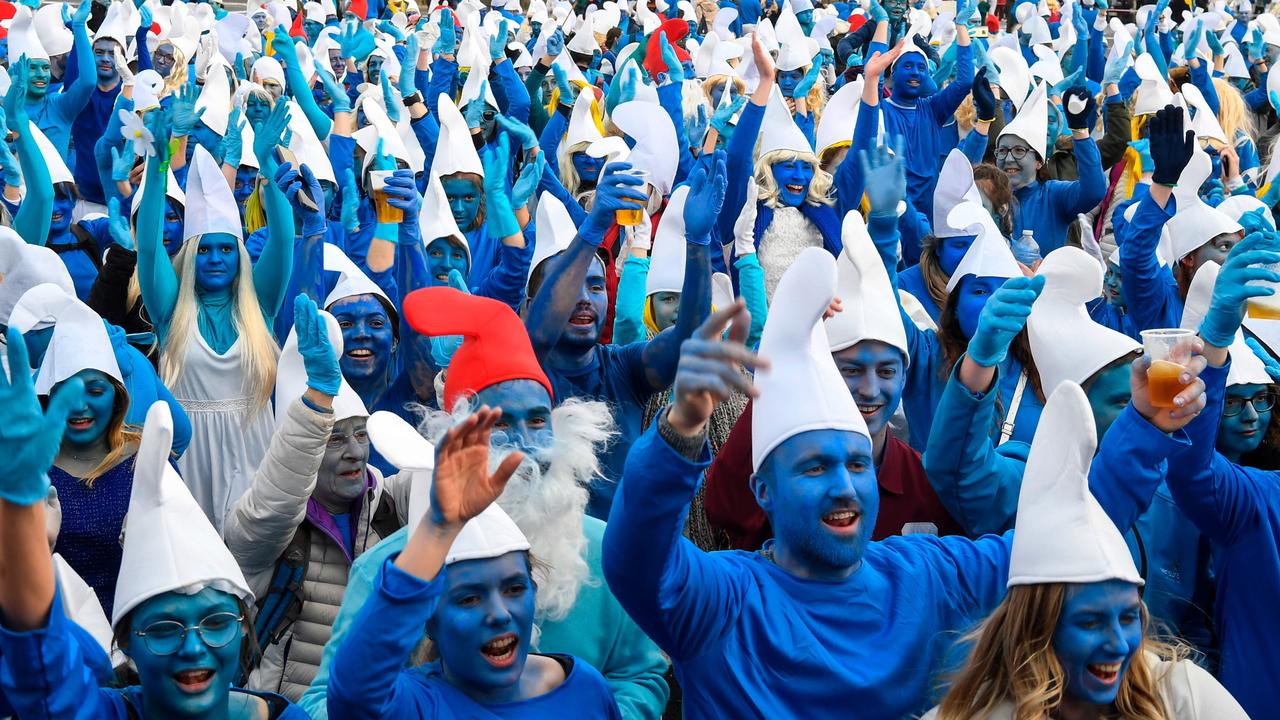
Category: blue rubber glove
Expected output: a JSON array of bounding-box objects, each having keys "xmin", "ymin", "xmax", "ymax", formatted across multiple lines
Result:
[
  {"xmin": 233, "ymin": 51, "xmax": 248, "ymax": 81},
  {"xmin": 377, "ymin": 19, "xmax": 406, "ymax": 42},
  {"xmin": 972, "ymin": 67, "xmax": 997, "ymax": 121},
  {"xmin": 0, "ymin": 133, "xmax": 21, "ymax": 187},
  {"xmin": 431, "ymin": 271, "xmax": 469, "ymax": 367},
  {"xmin": 966, "ymin": 275, "xmax": 1046, "ymax": 367},
  {"xmin": 1128, "ymin": 138, "xmax": 1154, "ymax": 173},
  {"xmin": 169, "ymin": 76, "xmax": 205, "ymax": 138},
  {"xmin": 1206, "ymin": 26, "xmax": 1225, "ymax": 57},
  {"xmin": 546, "ymin": 28, "xmax": 564, "ymax": 58},
  {"xmin": 382, "ymin": 168, "xmax": 422, "ymax": 243},
  {"xmin": 711, "ymin": 95, "xmax": 746, "ymax": 135},
  {"xmin": 70, "ymin": 0, "xmax": 91, "ymax": 29},
  {"xmin": 253, "ymin": 100, "xmax": 293, "ymax": 170},
  {"xmin": 1148, "ymin": 104, "xmax": 1194, "ymax": 186},
  {"xmin": 315, "ymin": 62, "xmax": 352, "ymax": 113},
  {"xmin": 110, "ymin": 143, "xmax": 135, "ymax": 183},
  {"xmin": 552, "ymin": 63, "xmax": 575, "ymax": 106},
  {"xmin": 1183, "ymin": 21, "xmax": 1204, "ymax": 62},
  {"xmin": 107, "ymin": 197, "xmax": 134, "ymax": 251},
  {"xmin": 1103, "ymin": 41, "xmax": 1133, "ymax": 86},
  {"xmin": 1200, "ymin": 231, "xmax": 1280, "ymax": 348},
  {"xmin": 869, "ymin": 0, "xmax": 888, "ymax": 23},
  {"xmin": 0, "ymin": 328, "xmax": 84, "ymax": 506},
  {"xmin": 511, "ymin": 152, "xmax": 546, "ymax": 208},
  {"xmin": 684, "ymin": 150, "xmax": 728, "ymax": 244},
  {"xmin": 1250, "ymin": 26, "xmax": 1266, "ymax": 64},
  {"xmin": 859, "ymin": 137, "xmax": 906, "ymax": 218},
  {"xmin": 381, "ymin": 70, "xmax": 402, "ymax": 124},
  {"xmin": 399, "ymin": 33, "xmax": 420, "ymax": 98},
  {"xmin": 218, "ymin": 107, "xmax": 245, "ymax": 169},
  {"xmin": 293, "ymin": 295, "xmax": 343, "ymax": 397},
  {"xmin": 433, "ymin": 12, "xmax": 457, "ymax": 55},
  {"xmin": 481, "ymin": 133, "xmax": 521, "ymax": 239},
  {"xmin": 1239, "ymin": 206, "xmax": 1274, "ymax": 234},
  {"xmin": 490, "ymin": 20, "xmax": 509, "ymax": 62},
  {"xmin": 687, "ymin": 104, "xmax": 708, "ymax": 148},
  {"xmin": 495, "ymin": 114, "xmax": 538, "ymax": 152},
  {"xmin": 659, "ymin": 33, "xmax": 684, "ymax": 84},
  {"xmin": 1246, "ymin": 336, "xmax": 1280, "ymax": 381},
  {"xmin": 792, "ymin": 59, "xmax": 821, "ymax": 99},
  {"xmin": 1050, "ymin": 65, "xmax": 1085, "ymax": 99},
  {"xmin": 955, "ymin": 0, "xmax": 976, "ymax": 27},
  {"xmin": 580, "ymin": 161, "xmax": 648, "ymax": 243},
  {"xmin": 340, "ymin": 168, "xmax": 360, "ymax": 233},
  {"xmin": 464, "ymin": 81, "xmax": 489, "ymax": 129}
]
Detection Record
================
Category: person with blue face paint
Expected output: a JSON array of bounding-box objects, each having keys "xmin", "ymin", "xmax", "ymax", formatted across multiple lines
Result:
[
  {"xmin": 995, "ymin": 85, "xmax": 1107, "ymax": 255},
  {"xmin": 720, "ymin": 38, "xmax": 844, "ymax": 301},
  {"xmin": 223, "ymin": 296, "xmax": 405, "ymax": 701},
  {"xmin": 1156, "ymin": 231, "xmax": 1280, "ymax": 719},
  {"xmin": 927, "ymin": 379, "xmax": 1243, "ymax": 720},
  {"xmin": 68, "ymin": 30, "xmax": 134, "ymax": 218},
  {"xmin": 327, "ymin": 408, "xmax": 623, "ymax": 718},
  {"xmin": 1, "ymin": 59, "xmax": 56, "ymax": 247},
  {"xmin": 0, "ymin": 338, "xmax": 308, "ymax": 720},
  {"xmin": 134, "ymin": 104, "xmax": 296, "ymax": 531},
  {"xmin": 835, "ymin": 0, "xmax": 938, "ymax": 68},
  {"xmin": 17, "ymin": 1, "xmax": 95, "ymax": 162},
  {"xmin": 525, "ymin": 155, "xmax": 721, "ymax": 518},
  {"xmin": 299, "ymin": 287, "xmax": 669, "ymax": 720}
]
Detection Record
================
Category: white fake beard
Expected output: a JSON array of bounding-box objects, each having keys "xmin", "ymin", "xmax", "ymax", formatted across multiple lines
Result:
[{"xmin": 416, "ymin": 397, "xmax": 617, "ymax": 622}]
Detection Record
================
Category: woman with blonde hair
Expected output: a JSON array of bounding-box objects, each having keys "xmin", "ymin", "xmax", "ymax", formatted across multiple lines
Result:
[
  {"xmin": 134, "ymin": 103, "xmax": 296, "ymax": 531},
  {"xmin": 926, "ymin": 381, "xmax": 1247, "ymax": 720},
  {"xmin": 1213, "ymin": 77, "xmax": 1261, "ymax": 186}
]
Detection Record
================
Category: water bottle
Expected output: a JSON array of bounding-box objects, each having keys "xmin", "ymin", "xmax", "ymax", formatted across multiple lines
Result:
[{"xmin": 1013, "ymin": 229, "xmax": 1041, "ymax": 266}]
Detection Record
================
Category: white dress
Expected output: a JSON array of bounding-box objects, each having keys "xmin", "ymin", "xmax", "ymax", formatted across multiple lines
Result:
[
  {"xmin": 758, "ymin": 205, "xmax": 823, "ymax": 302},
  {"xmin": 919, "ymin": 652, "xmax": 1250, "ymax": 719},
  {"xmin": 170, "ymin": 333, "xmax": 274, "ymax": 535}
]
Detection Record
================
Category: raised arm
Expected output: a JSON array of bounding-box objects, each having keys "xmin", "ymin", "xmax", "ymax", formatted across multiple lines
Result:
[
  {"xmin": 250, "ymin": 102, "xmax": 298, "ymax": 324},
  {"xmin": 274, "ymin": 28, "xmax": 333, "ymax": 141},
  {"xmin": 6, "ymin": 61, "xmax": 51, "ymax": 246},
  {"xmin": 59, "ymin": 0, "xmax": 96, "ymax": 111},
  {"xmin": 135, "ymin": 110, "xmax": 181, "ymax": 338}
]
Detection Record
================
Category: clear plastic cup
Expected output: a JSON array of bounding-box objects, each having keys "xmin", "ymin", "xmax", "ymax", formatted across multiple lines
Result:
[
  {"xmin": 368, "ymin": 170, "xmax": 404, "ymax": 224},
  {"xmin": 1248, "ymin": 260, "xmax": 1280, "ymax": 319},
  {"xmin": 612, "ymin": 167, "xmax": 647, "ymax": 227},
  {"xmin": 1140, "ymin": 328, "xmax": 1196, "ymax": 408}
]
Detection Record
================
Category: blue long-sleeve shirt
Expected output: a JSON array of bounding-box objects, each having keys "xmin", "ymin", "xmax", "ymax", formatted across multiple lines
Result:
[
  {"xmin": 880, "ymin": 43, "xmax": 974, "ymax": 225},
  {"xmin": 1009, "ymin": 135, "xmax": 1107, "ymax": 254},
  {"xmin": 327, "ymin": 556, "xmax": 622, "ymax": 720},
  {"xmin": 1117, "ymin": 191, "xmax": 1182, "ymax": 332},
  {"xmin": 1165, "ymin": 361, "xmax": 1280, "ymax": 718},
  {"xmin": 922, "ymin": 361, "xmax": 1214, "ymax": 651}
]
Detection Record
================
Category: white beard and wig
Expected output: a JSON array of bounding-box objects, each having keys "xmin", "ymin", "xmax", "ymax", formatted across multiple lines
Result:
[{"xmin": 414, "ymin": 396, "xmax": 616, "ymax": 622}]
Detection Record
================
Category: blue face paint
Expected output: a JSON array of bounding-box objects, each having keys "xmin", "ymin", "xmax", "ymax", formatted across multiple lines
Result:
[
  {"xmin": 126, "ymin": 587, "xmax": 244, "ymax": 719},
  {"xmin": 464, "ymin": 101, "xmax": 499, "ymax": 139},
  {"xmin": 474, "ymin": 379, "xmax": 555, "ymax": 456},
  {"xmin": 22, "ymin": 326, "xmax": 54, "ymax": 368},
  {"xmin": 937, "ymin": 234, "xmax": 975, "ymax": 277},
  {"xmin": 304, "ymin": 19, "xmax": 324, "ymax": 45},
  {"xmin": 796, "ymin": 8, "xmax": 815, "ymax": 33},
  {"xmin": 163, "ymin": 199, "xmax": 185, "ymax": 256},
  {"xmin": 427, "ymin": 551, "xmax": 536, "ymax": 704},
  {"xmin": 153, "ymin": 44, "xmax": 177, "ymax": 79},
  {"xmin": 233, "ymin": 167, "xmax": 257, "ymax": 205},
  {"xmin": 365, "ymin": 55, "xmax": 385, "ymax": 84},
  {"xmin": 1047, "ymin": 103, "xmax": 1063, "ymax": 148},
  {"xmin": 1103, "ymin": 261, "xmax": 1125, "ymax": 312},
  {"xmin": 1052, "ymin": 580, "xmax": 1143, "ymax": 706},
  {"xmin": 560, "ymin": 256, "xmax": 608, "ymax": 349},
  {"xmin": 426, "ymin": 237, "xmax": 470, "ymax": 286},
  {"xmin": 27, "ymin": 58, "xmax": 51, "ymax": 99},
  {"xmin": 50, "ymin": 192, "xmax": 75, "ymax": 237},
  {"xmin": 707, "ymin": 79, "xmax": 738, "ymax": 109},
  {"xmin": 570, "ymin": 151, "xmax": 604, "ymax": 187},
  {"xmin": 441, "ymin": 176, "xmax": 483, "ymax": 231},
  {"xmin": 891, "ymin": 53, "xmax": 929, "ymax": 102},
  {"xmin": 771, "ymin": 158, "xmax": 814, "ymax": 207},
  {"xmin": 58, "ymin": 369, "xmax": 118, "ymax": 449},
  {"xmin": 1084, "ymin": 361, "xmax": 1133, "ymax": 440},
  {"xmin": 1218, "ymin": 383, "xmax": 1272, "ymax": 461},
  {"xmin": 832, "ymin": 341, "xmax": 905, "ymax": 442},
  {"xmin": 244, "ymin": 94, "xmax": 272, "ymax": 128},
  {"xmin": 93, "ymin": 39, "xmax": 120, "ymax": 83},
  {"xmin": 194, "ymin": 233, "xmax": 240, "ymax": 294},
  {"xmin": 753, "ymin": 428, "xmax": 877, "ymax": 581},
  {"xmin": 330, "ymin": 294, "xmax": 395, "ymax": 385},
  {"xmin": 955, "ymin": 275, "xmax": 1004, "ymax": 340},
  {"xmin": 777, "ymin": 68, "xmax": 806, "ymax": 99},
  {"xmin": 649, "ymin": 291, "xmax": 680, "ymax": 331}
]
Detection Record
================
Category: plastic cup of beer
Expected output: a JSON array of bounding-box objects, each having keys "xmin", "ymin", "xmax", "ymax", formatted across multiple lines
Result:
[
  {"xmin": 1140, "ymin": 328, "xmax": 1196, "ymax": 409},
  {"xmin": 613, "ymin": 168, "xmax": 647, "ymax": 227},
  {"xmin": 368, "ymin": 170, "xmax": 404, "ymax": 224},
  {"xmin": 1247, "ymin": 261, "xmax": 1280, "ymax": 320}
]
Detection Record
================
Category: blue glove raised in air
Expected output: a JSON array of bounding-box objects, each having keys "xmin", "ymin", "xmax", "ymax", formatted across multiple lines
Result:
[
  {"xmin": 1200, "ymin": 231, "xmax": 1280, "ymax": 348},
  {"xmin": 966, "ymin": 275, "xmax": 1046, "ymax": 367},
  {"xmin": 0, "ymin": 328, "xmax": 84, "ymax": 506},
  {"xmin": 294, "ymin": 295, "xmax": 343, "ymax": 397}
]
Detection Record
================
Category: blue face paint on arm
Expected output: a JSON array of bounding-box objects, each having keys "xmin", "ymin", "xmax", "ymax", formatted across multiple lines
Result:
[
  {"xmin": 937, "ymin": 234, "xmax": 976, "ymax": 277},
  {"xmin": 954, "ymin": 275, "xmax": 1004, "ymax": 341},
  {"xmin": 329, "ymin": 293, "xmax": 396, "ymax": 385},
  {"xmin": 1052, "ymin": 580, "xmax": 1144, "ymax": 706},
  {"xmin": 442, "ymin": 176, "xmax": 484, "ymax": 231},
  {"xmin": 426, "ymin": 237, "xmax": 471, "ymax": 286},
  {"xmin": 58, "ymin": 369, "xmax": 117, "ymax": 448},
  {"xmin": 126, "ymin": 587, "xmax": 245, "ymax": 718},
  {"xmin": 832, "ymin": 341, "xmax": 905, "ymax": 441},
  {"xmin": 570, "ymin": 152, "xmax": 604, "ymax": 188},
  {"xmin": 1084, "ymin": 361, "xmax": 1133, "ymax": 440},
  {"xmin": 194, "ymin": 233, "xmax": 241, "ymax": 294},
  {"xmin": 1218, "ymin": 383, "xmax": 1273, "ymax": 462},
  {"xmin": 474, "ymin": 379, "xmax": 555, "ymax": 458},
  {"xmin": 770, "ymin": 158, "xmax": 815, "ymax": 207},
  {"xmin": 426, "ymin": 551, "xmax": 537, "ymax": 704},
  {"xmin": 750, "ymin": 428, "xmax": 878, "ymax": 582}
]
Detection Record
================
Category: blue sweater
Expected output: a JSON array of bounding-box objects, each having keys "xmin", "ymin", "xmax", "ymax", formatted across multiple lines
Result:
[
  {"xmin": 1165, "ymin": 361, "xmax": 1280, "ymax": 718},
  {"xmin": 1009, "ymin": 136, "xmax": 1108, "ymax": 254},
  {"xmin": 1117, "ymin": 191, "xmax": 1183, "ymax": 333},
  {"xmin": 0, "ymin": 584, "xmax": 305, "ymax": 719},
  {"xmin": 603, "ymin": 420, "xmax": 1013, "ymax": 718},
  {"xmin": 328, "ymin": 557, "xmax": 622, "ymax": 720}
]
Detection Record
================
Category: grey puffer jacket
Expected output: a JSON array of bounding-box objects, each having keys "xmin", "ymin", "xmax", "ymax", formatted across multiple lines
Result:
[{"xmin": 222, "ymin": 398, "xmax": 407, "ymax": 701}]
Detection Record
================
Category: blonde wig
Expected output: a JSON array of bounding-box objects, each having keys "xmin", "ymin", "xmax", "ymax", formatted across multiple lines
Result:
[
  {"xmin": 159, "ymin": 43, "xmax": 190, "ymax": 98},
  {"xmin": 161, "ymin": 236, "xmax": 279, "ymax": 416},
  {"xmin": 936, "ymin": 583, "xmax": 1180, "ymax": 720},
  {"xmin": 1212, "ymin": 77, "xmax": 1256, "ymax": 151},
  {"xmin": 701, "ymin": 75, "xmax": 747, "ymax": 108},
  {"xmin": 754, "ymin": 149, "xmax": 834, "ymax": 208},
  {"xmin": 558, "ymin": 140, "xmax": 596, "ymax": 204}
]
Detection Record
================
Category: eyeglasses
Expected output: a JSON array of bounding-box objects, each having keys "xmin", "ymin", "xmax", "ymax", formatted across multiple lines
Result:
[
  {"xmin": 327, "ymin": 429, "xmax": 370, "ymax": 449},
  {"xmin": 994, "ymin": 146, "xmax": 1033, "ymax": 160},
  {"xmin": 133, "ymin": 612, "xmax": 243, "ymax": 656},
  {"xmin": 1223, "ymin": 391, "xmax": 1277, "ymax": 417}
]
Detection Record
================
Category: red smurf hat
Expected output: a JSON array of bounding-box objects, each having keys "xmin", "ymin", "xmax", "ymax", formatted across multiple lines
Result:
[
  {"xmin": 402, "ymin": 287, "xmax": 554, "ymax": 412},
  {"xmin": 643, "ymin": 17, "xmax": 690, "ymax": 76}
]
